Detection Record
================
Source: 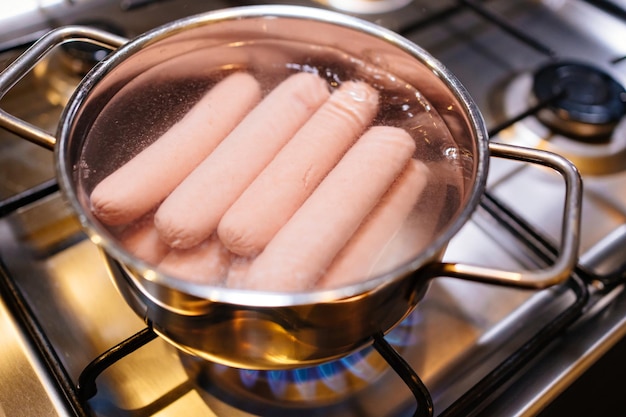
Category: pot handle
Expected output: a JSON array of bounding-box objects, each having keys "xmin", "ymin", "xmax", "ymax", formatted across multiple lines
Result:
[
  {"xmin": 0, "ymin": 26, "xmax": 128, "ymax": 150},
  {"xmin": 426, "ymin": 141, "xmax": 582, "ymax": 289}
]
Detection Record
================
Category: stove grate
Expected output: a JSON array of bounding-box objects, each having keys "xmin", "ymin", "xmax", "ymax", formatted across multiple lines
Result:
[{"xmin": 2, "ymin": 0, "xmax": 625, "ymax": 415}]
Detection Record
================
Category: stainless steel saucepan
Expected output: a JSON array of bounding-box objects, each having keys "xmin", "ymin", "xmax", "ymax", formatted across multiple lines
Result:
[{"xmin": 0, "ymin": 5, "xmax": 582, "ymax": 370}]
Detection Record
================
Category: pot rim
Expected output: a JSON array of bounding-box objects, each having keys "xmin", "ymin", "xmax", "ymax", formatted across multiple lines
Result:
[{"xmin": 55, "ymin": 4, "xmax": 490, "ymax": 307}]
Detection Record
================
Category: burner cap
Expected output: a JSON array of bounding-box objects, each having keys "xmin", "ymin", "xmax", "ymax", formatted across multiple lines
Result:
[{"xmin": 532, "ymin": 61, "xmax": 626, "ymax": 138}]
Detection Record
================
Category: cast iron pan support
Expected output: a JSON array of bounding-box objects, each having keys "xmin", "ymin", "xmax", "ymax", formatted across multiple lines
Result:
[
  {"xmin": 373, "ymin": 332, "xmax": 434, "ymax": 417},
  {"xmin": 76, "ymin": 323, "xmax": 435, "ymax": 416},
  {"xmin": 76, "ymin": 325, "xmax": 158, "ymax": 400}
]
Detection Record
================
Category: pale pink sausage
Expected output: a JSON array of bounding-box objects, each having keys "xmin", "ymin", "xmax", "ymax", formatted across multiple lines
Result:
[
  {"xmin": 228, "ymin": 126, "xmax": 417, "ymax": 291},
  {"xmin": 369, "ymin": 159, "xmax": 461, "ymax": 275},
  {"xmin": 158, "ymin": 236, "xmax": 231, "ymax": 285},
  {"xmin": 366, "ymin": 215, "xmax": 432, "ymax": 279},
  {"xmin": 117, "ymin": 214, "xmax": 170, "ymax": 265},
  {"xmin": 226, "ymin": 256, "xmax": 253, "ymax": 286},
  {"xmin": 218, "ymin": 81, "xmax": 379, "ymax": 257},
  {"xmin": 317, "ymin": 159, "xmax": 429, "ymax": 289},
  {"xmin": 154, "ymin": 72, "xmax": 331, "ymax": 249},
  {"xmin": 90, "ymin": 72, "xmax": 262, "ymax": 225}
]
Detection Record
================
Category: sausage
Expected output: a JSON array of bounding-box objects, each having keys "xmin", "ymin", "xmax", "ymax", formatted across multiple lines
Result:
[
  {"xmin": 226, "ymin": 256, "xmax": 253, "ymax": 286},
  {"xmin": 117, "ymin": 213, "xmax": 170, "ymax": 265},
  {"xmin": 228, "ymin": 125, "xmax": 416, "ymax": 291},
  {"xmin": 154, "ymin": 71, "xmax": 331, "ymax": 249},
  {"xmin": 158, "ymin": 236, "xmax": 231, "ymax": 285},
  {"xmin": 316, "ymin": 159, "xmax": 429, "ymax": 289},
  {"xmin": 90, "ymin": 71, "xmax": 262, "ymax": 225},
  {"xmin": 218, "ymin": 81, "xmax": 379, "ymax": 257},
  {"xmin": 368, "ymin": 159, "xmax": 462, "ymax": 276}
]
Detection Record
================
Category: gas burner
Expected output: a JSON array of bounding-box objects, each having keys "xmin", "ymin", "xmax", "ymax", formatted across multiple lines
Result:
[
  {"xmin": 498, "ymin": 66, "xmax": 626, "ymax": 176},
  {"xmin": 182, "ymin": 314, "xmax": 421, "ymax": 413},
  {"xmin": 532, "ymin": 61, "xmax": 626, "ymax": 140}
]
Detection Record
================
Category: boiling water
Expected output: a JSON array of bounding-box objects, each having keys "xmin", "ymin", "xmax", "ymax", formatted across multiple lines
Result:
[{"xmin": 79, "ymin": 39, "xmax": 465, "ymax": 290}]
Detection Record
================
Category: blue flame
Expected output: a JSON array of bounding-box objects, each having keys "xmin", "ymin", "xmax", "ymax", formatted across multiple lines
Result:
[
  {"xmin": 385, "ymin": 312, "xmax": 423, "ymax": 346},
  {"xmin": 234, "ymin": 311, "xmax": 422, "ymax": 400},
  {"xmin": 267, "ymin": 370, "xmax": 288, "ymax": 397},
  {"xmin": 318, "ymin": 362, "xmax": 347, "ymax": 392},
  {"xmin": 339, "ymin": 348, "xmax": 379, "ymax": 381},
  {"xmin": 239, "ymin": 369, "xmax": 259, "ymax": 388},
  {"xmin": 294, "ymin": 368, "xmax": 317, "ymax": 399}
]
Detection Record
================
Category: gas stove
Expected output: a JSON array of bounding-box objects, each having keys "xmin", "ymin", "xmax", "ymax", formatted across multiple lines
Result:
[{"xmin": 0, "ymin": 1, "xmax": 625, "ymax": 416}]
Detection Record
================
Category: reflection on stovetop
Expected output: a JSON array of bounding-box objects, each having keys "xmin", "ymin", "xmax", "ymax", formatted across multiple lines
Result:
[{"xmin": 1, "ymin": 1, "xmax": 626, "ymax": 416}]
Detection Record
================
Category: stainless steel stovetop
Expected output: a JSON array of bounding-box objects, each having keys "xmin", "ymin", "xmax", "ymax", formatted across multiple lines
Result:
[{"xmin": 1, "ymin": 1, "xmax": 626, "ymax": 416}]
